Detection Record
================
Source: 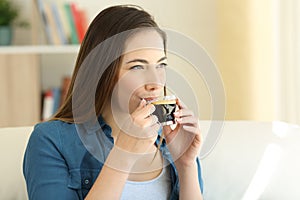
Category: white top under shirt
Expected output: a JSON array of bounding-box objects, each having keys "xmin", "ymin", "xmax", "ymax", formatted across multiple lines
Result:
[{"xmin": 120, "ymin": 166, "xmax": 172, "ymax": 200}]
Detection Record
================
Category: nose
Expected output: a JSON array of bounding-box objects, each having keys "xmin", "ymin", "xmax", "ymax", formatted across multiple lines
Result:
[
  {"xmin": 145, "ymin": 83, "xmax": 162, "ymax": 91},
  {"xmin": 144, "ymin": 67, "xmax": 165, "ymax": 91}
]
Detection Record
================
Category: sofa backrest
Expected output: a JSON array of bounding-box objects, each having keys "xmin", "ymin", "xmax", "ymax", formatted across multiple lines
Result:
[
  {"xmin": 200, "ymin": 121, "xmax": 300, "ymax": 200},
  {"xmin": 0, "ymin": 126, "xmax": 32, "ymax": 200}
]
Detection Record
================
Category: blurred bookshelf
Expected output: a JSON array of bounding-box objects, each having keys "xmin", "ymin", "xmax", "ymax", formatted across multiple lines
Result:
[
  {"xmin": 0, "ymin": 45, "xmax": 79, "ymax": 54},
  {"xmin": 0, "ymin": 0, "xmax": 87, "ymax": 127}
]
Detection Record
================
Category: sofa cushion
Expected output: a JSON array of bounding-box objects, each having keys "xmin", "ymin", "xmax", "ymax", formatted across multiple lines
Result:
[
  {"xmin": 200, "ymin": 121, "xmax": 300, "ymax": 200},
  {"xmin": 0, "ymin": 126, "xmax": 32, "ymax": 200}
]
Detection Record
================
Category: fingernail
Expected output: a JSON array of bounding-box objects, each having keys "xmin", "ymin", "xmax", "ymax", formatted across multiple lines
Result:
[
  {"xmin": 152, "ymin": 115, "xmax": 158, "ymax": 123},
  {"xmin": 150, "ymin": 105, "xmax": 156, "ymax": 113},
  {"xmin": 140, "ymin": 99, "xmax": 146, "ymax": 105},
  {"xmin": 176, "ymin": 118, "xmax": 182, "ymax": 123}
]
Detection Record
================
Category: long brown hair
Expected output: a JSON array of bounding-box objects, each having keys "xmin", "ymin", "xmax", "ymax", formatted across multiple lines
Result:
[{"xmin": 52, "ymin": 5, "xmax": 166, "ymax": 123}]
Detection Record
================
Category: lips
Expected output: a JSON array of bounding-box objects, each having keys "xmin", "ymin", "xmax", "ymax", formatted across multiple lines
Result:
[{"xmin": 142, "ymin": 97, "xmax": 159, "ymax": 102}]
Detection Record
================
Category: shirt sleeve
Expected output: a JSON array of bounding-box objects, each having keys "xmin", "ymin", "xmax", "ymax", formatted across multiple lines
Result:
[
  {"xmin": 23, "ymin": 123, "xmax": 80, "ymax": 200},
  {"xmin": 196, "ymin": 157, "xmax": 204, "ymax": 194}
]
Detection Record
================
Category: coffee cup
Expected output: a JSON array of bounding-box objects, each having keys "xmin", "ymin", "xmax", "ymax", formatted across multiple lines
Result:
[{"xmin": 149, "ymin": 95, "xmax": 177, "ymax": 126}]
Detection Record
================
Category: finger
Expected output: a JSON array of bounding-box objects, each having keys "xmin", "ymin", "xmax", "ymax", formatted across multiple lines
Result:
[
  {"xmin": 176, "ymin": 116, "xmax": 198, "ymax": 126},
  {"xmin": 143, "ymin": 122, "xmax": 161, "ymax": 139},
  {"xmin": 176, "ymin": 98, "xmax": 188, "ymax": 109},
  {"xmin": 132, "ymin": 119, "xmax": 160, "ymax": 139},
  {"xmin": 174, "ymin": 108, "xmax": 194, "ymax": 118},
  {"xmin": 151, "ymin": 122, "xmax": 161, "ymax": 134},
  {"xmin": 131, "ymin": 104, "xmax": 155, "ymax": 125},
  {"xmin": 135, "ymin": 103, "xmax": 156, "ymax": 118},
  {"xmin": 182, "ymin": 125, "xmax": 199, "ymax": 134},
  {"xmin": 136, "ymin": 98, "xmax": 147, "ymax": 110},
  {"xmin": 135, "ymin": 114, "xmax": 158, "ymax": 129},
  {"xmin": 144, "ymin": 114, "xmax": 158, "ymax": 127}
]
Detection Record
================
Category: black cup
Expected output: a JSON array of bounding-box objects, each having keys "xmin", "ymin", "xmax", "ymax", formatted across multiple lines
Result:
[{"xmin": 151, "ymin": 96, "xmax": 177, "ymax": 126}]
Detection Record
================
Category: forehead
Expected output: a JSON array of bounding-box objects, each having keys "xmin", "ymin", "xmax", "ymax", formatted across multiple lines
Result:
[
  {"xmin": 122, "ymin": 49, "xmax": 166, "ymax": 64},
  {"xmin": 123, "ymin": 29, "xmax": 164, "ymax": 54}
]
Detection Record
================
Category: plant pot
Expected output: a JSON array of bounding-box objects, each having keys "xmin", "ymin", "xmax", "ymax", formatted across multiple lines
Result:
[{"xmin": 0, "ymin": 26, "xmax": 13, "ymax": 45}]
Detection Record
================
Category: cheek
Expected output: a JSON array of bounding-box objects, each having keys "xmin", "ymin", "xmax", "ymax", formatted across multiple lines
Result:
[
  {"xmin": 119, "ymin": 73, "xmax": 146, "ymax": 95},
  {"xmin": 158, "ymin": 70, "xmax": 166, "ymax": 85},
  {"xmin": 111, "ymin": 73, "xmax": 145, "ymax": 113}
]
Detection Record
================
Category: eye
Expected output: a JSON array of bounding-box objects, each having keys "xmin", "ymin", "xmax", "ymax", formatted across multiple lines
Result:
[
  {"xmin": 157, "ymin": 63, "xmax": 168, "ymax": 68},
  {"xmin": 130, "ymin": 65, "xmax": 144, "ymax": 70}
]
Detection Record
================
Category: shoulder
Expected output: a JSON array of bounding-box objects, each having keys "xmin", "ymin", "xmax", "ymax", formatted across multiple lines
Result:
[
  {"xmin": 29, "ymin": 121, "xmax": 60, "ymax": 142},
  {"xmin": 27, "ymin": 120, "xmax": 77, "ymax": 150},
  {"xmin": 33, "ymin": 120, "xmax": 79, "ymax": 136},
  {"xmin": 31, "ymin": 120, "xmax": 64, "ymax": 138},
  {"xmin": 33, "ymin": 120, "xmax": 59, "ymax": 137}
]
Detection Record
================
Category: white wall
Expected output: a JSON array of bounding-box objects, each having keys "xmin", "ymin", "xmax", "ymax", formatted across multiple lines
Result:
[
  {"xmin": 216, "ymin": 0, "xmax": 276, "ymax": 121},
  {"xmin": 273, "ymin": 0, "xmax": 300, "ymax": 125}
]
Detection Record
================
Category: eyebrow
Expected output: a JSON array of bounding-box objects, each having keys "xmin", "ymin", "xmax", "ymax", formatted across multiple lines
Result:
[{"xmin": 125, "ymin": 56, "xmax": 167, "ymax": 64}]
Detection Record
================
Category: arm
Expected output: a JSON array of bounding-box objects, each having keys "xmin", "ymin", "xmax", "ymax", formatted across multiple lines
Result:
[
  {"xmin": 23, "ymin": 125, "xmax": 79, "ymax": 200},
  {"xmin": 85, "ymin": 99, "xmax": 159, "ymax": 199},
  {"xmin": 84, "ymin": 147, "xmax": 134, "ymax": 199},
  {"xmin": 164, "ymin": 99, "xmax": 203, "ymax": 199},
  {"xmin": 176, "ymin": 161, "xmax": 203, "ymax": 200}
]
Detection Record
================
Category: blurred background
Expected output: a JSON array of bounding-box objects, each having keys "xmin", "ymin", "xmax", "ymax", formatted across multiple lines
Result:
[{"xmin": 1, "ymin": 0, "xmax": 299, "ymax": 127}]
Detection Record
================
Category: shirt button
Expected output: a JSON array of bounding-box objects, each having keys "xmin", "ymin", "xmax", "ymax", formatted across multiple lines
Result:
[{"xmin": 84, "ymin": 179, "xmax": 90, "ymax": 185}]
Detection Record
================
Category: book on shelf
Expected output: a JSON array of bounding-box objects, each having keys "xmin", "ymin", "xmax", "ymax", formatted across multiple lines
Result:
[
  {"xmin": 34, "ymin": 0, "xmax": 88, "ymax": 45},
  {"xmin": 43, "ymin": 2, "xmax": 62, "ymax": 45},
  {"xmin": 64, "ymin": 2, "xmax": 79, "ymax": 44},
  {"xmin": 42, "ymin": 89, "xmax": 54, "ymax": 121},
  {"xmin": 52, "ymin": 87, "xmax": 61, "ymax": 115},
  {"xmin": 57, "ymin": 3, "xmax": 71, "ymax": 44},
  {"xmin": 41, "ymin": 76, "xmax": 71, "ymax": 121},
  {"xmin": 70, "ymin": 2, "xmax": 88, "ymax": 43},
  {"xmin": 51, "ymin": 2, "xmax": 68, "ymax": 44},
  {"xmin": 34, "ymin": 0, "xmax": 53, "ymax": 44}
]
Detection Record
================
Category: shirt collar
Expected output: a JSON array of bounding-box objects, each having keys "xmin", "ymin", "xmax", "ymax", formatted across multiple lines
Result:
[{"xmin": 80, "ymin": 115, "xmax": 111, "ymax": 134}]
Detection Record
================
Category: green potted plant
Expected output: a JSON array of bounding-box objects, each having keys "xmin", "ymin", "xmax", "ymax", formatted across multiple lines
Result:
[{"xmin": 0, "ymin": 0, "xmax": 28, "ymax": 45}]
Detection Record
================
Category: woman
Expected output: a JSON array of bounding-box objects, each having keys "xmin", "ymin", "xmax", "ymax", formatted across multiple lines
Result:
[{"xmin": 23, "ymin": 5, "xmax": 203, "ymax": 200}]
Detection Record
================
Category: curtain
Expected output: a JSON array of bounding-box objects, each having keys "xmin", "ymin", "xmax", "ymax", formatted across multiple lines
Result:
[{"xmin": 274, "ymin": 0, "xmax": 300, "ymax": 125}]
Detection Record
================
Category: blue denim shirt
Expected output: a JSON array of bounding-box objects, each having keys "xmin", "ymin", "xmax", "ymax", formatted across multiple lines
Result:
[{"xmin": 23, "ymin": 117, "xmax": 203, "ymax": 200}]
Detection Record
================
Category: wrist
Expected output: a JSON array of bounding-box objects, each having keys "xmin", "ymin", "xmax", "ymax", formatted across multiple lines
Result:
[
  {"xmin": 175, "ymin": 159, "xmax": 197, "ymax": 174},
  {"xmin": 105, "ymin": 146, "xmax": 141, "ymax": 173}
]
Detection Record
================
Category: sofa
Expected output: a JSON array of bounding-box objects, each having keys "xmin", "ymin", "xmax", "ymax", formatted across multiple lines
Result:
[
  {"xmin": 0, "ymin": 126, "xmax": 32, "ymax": 200},
  {"xmin": 1, "ymin": 121, "xmax": 300, "ymax": 200}
]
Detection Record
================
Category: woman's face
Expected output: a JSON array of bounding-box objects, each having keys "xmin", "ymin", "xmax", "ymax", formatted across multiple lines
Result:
[{"xmin": 114, "ymin": 30, "xmax": 167, "ymax": 114}]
